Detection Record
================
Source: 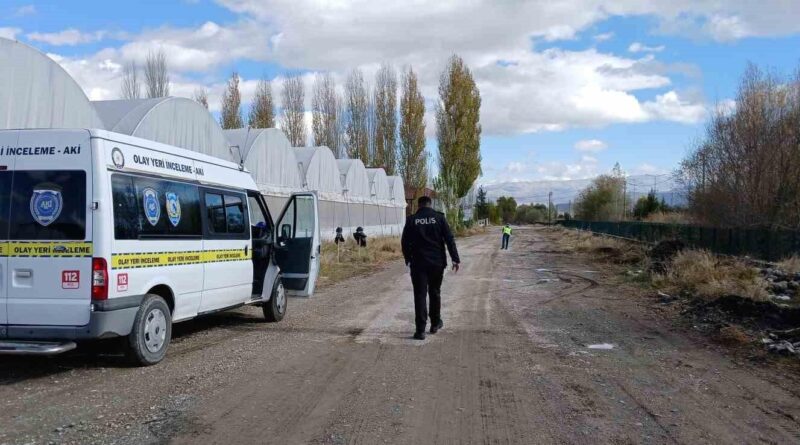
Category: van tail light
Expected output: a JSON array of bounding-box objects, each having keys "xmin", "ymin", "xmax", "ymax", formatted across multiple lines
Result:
[{"xmin": 92, "ymin": 258, "xmax": 108, "ymax": 300}]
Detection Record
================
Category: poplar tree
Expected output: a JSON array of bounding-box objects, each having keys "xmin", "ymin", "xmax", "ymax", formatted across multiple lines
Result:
[
  {"xmin": 436, "ymin": 55, "xmax": 482, "ymax": 206},
  {"xmin": 220, "ymin": 72, "xmax": 243, "ymax": 129},
  {"xmin": 374, "ymin": 63, "xmax": 398, "ymax": 174},
  {"xmin": 280, "ymin": 73, "xmax": 307, "ymax": 146},
  {"xmin": 248, "ymin": 78, "xmax": 275, "ymax": 128},
  {"xmin": 193, "ymin": 88, "xmax": 209, "ymax": 109},
  {"xmin": 398, "ymin": 66, "xmax": 427, "ymax": 193},
  {"xmin": 144, "ymin": 49, "xmax": 170, "ymax": 98},
  {"xmin": 120, "ymin": 61, "xmax": 141, "ymax": 99},
  {"xmin": 345, "ymin": 69, "xmax": 370, "ymax": 162},
  {"xmin": 312, "ymin": 73, "xmax": 341, "ymax": 155}
]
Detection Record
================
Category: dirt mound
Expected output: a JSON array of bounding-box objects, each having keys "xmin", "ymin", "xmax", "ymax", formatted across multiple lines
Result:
[
  {"xmin": 649, "ymin": 239, "xmax": 686, "ymax": 273},
  {"xmin": 690, "ymin": 294, "xmax": 800, "ymax": 332}
]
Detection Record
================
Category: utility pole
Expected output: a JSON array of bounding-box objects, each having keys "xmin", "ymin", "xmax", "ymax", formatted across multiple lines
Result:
[{"xmin": 548, "ymin": 191, "xmax": 552, "ymax": 225}]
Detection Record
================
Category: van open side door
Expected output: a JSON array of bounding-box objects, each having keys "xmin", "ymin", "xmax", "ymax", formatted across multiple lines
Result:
[
  {"xmin": 0, "ymin": 131, "xmax": 17, "ymax": 326},
  {"xmin": 274, "ymin": 192, "xmax": 320, "ymax": 297}
]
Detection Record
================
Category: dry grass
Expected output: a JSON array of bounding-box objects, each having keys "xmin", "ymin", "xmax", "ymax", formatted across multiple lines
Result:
[
  {"xmin": 776, "ymin": 255, "xmax": 800, "ymax": 275},
  {"xmin": 318, "ymin": 237, "xmax": 403, "ymax": 287},
  {"xmin": 555, "ymin": 228, "xmax": 646, "ymax": 264},
  {"xmin": 456, "ymin": 224, "xmax": 489, "ymax": 238},
  {"xmin": 644, "ymin": 211, "xmax": 693, "ymax": 224},
  {"xmin": 653, "ymin": 249, "xmax": 769, "ymax": 301}
]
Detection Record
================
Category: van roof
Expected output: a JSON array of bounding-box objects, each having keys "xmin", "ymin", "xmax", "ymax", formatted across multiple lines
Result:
[{"xmin": 88, "ymin": 128, "xmax": 246, "ymax": 173}]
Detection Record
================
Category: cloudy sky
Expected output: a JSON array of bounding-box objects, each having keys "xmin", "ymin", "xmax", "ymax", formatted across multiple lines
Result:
[{"xmin": 2, "ymin": 0, "xmax": 799, "ymax": 185}]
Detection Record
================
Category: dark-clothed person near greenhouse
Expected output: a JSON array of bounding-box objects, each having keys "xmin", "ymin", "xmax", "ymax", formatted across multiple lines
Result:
[{"xmin": 401, "ymin": 196, "xmax": 461, "ymax": 340}]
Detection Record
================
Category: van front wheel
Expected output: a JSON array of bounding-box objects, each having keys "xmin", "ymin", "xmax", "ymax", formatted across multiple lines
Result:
[
  {"xmin": 127, "ymin": 294, "xmax": 172, "ymax": 366},
  {"xmin": 263, "ymin": 277, "xmax": 286, "ymax": 322}
]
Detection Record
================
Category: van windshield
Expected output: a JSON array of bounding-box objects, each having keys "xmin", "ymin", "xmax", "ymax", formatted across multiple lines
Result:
[
  {"xmin": 8, "ymin": 170, "xmax": 86, "ymax": 240},
  {"xmin": 0, "ymin": 171, "xmax": 10, "ymax": 240}
]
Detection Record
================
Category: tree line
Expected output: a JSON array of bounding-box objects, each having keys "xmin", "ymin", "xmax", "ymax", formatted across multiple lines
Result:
[
  {"xmin": 473, "ymin": 187, "xmax": 557, "ymax": 225},
  {"xmin": 120, "ymin": 51, "xmax": 482, "ymax": 228},
  {"xmin": 679, "ymin": 63, "xmax": 800, "ymax": 229}
]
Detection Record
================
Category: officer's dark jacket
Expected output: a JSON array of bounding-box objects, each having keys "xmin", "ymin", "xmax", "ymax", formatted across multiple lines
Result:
[{"xmin": 401, "ymin": 206, "xmax": 460, "ymax": 268}]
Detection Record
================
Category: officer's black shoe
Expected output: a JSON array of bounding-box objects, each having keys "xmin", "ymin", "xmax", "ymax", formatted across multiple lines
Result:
[
  {"xmin": 413, "ymin": 331, "xmax": 426, "ymax": 340},
  {"xmin": 430, "ymin": 320, "xmax": 443, "ymax": 334}
]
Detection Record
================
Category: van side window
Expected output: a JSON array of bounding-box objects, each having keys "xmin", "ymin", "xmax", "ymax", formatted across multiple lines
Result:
[
  {"xmin": 9, "ymin": 170, "xmax": 86, "ymax": 240},
  {"xmin": 204, "ymin": 191, "xmax": 248, "ymax": 236},
  {"xmin": 225, "ymin": 195, "xmax": 245, "ymax": 234},
  {"xmin": 205, "ymin": 193, "xmax": 227, "ymax": 233},
  {"xmin": 0, "ymin": 171, "xmax": 11, "ymax": 240},
  {"xmin": 111, "ymin": 174, "xmax": 202, "ymax": 239}
]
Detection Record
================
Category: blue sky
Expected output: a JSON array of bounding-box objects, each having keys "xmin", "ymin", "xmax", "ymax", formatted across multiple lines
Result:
[{"xmin": 2, "ymin": 0, "xmax": 799, "ymax": 190}]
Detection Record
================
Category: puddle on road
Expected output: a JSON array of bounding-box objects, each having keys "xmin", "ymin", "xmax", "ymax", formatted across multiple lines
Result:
[{"xmin": 586, "ymin": 343, "xmax": 615, "ymax": 350}]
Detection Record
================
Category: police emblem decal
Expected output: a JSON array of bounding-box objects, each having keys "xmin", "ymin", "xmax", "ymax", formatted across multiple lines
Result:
[
  {"xmin": 30, "ymin": 187, "xmax": 63, "ymax": 227},
  {"xmin": 142, "ymin": 188, "xmax": 160, "ymax": 226},
  {"xmin": 111, "ymin": 147, "xmax": 125, "ymax": 168},
  {"xmin": 166, "ymin": 192, "xmax": 181, "ymax": 227}
]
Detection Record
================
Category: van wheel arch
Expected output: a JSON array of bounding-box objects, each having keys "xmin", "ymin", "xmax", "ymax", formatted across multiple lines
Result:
[{"xmin": 147, "ymin": 285, "xmax": 174, "ymax": 314}]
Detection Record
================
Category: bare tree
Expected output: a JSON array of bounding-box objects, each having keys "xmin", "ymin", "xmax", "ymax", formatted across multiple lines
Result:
[
  {"xmin": 220, "ymin": 72, "xmax": 243, "ymax": 129},
  {"xmin": 120, "ymin": 61, "xmax": 141, "ymax": 99},
  {"xmin": 193, "ymin": 88, "xmax": 209, "ymax": 109},
  {"xmin": 336, "ymin": 95, "xmax": 348, "ymax": 158},
  {"xmin": 398, "ymin": 67, "xmax": 427, "ymax": 193},
  {"xmin": 280, "ymin": 73, "xmax": 306, "ymax": 146},
  {"xmin": 374, "ymin": 63, "xmax": 398, "ymax": 174},
  {"xmin": 312, "ymin": 73, "xmax": 341, "ymax": 155},
  {"xmin": 345, "ymin": 69, "xmax": 370, "ymax": 162},
  {"xmin": 144, "ymin": 49, "xmax": 170, "ymax": 98},
  {"xmin": 248, "ymin": 77, "xmax": 275, "ymax": 128},
  {"xmin": 680, "ymin": 63, "xmax": 800, "ymax": 228},
  {"xmin": 367, "ymin": 89, "xmax": 377, "ymax": 164}
]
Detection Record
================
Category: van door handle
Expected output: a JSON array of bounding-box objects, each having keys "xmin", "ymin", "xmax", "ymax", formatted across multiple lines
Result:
[
  {"xmin": 15, "ymin": 270, "xmax": 32, "ymax": 278},
  {"xmin": 244, "ymin": 246, "xmax": 249, "ymax": 256}
]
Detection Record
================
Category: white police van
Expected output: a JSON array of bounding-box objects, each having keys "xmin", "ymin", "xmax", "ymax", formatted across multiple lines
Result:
[{"xmin": 0, "ymin": 129, "xmax": 320, "ymax": 365}]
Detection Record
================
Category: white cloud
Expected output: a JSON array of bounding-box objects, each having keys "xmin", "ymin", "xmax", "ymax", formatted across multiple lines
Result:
[
  {"xmin": 35, "ymin": 0, "xmax": 800, "ymax": 134},
  {"xmin": 28, "ymin": 29, "xmax": 107, "ymax": 46},
  {"xmin": 628, "ymin": 42, "xmax": 665, "ymax": 53},
  {"xmin": 0, "ymin": 27, "xmax": 21, "ymax": 40},
  {"xmin": 14, "ymin": 5, "xmax": 36, "ymax": 17},
  {"xmin": 115, "ymin": 21, "xmax": 271, "ymax": 72},
  {"xmin": 536, "ymin": 159, "xmax": 601, "ymax": 181},
  {"xmin": 574, "ymin": 139, "xmax": 608, "ymax": 153},
  {"xmin": 506, "ymin": 161, "xmax": 527, "ymax": 174},
  {"xmin": 642, "ymin": 91, "xmax": 707, "ymax": 124},
  {"xmin": 632, "ymin": 163, "xmax": 668, "ymax": 176},
  {"xmin": 593, "ymin": 32, "xmax": 614, "ymax": 42},
  {"xmin": 714, "ymin": 98, "xmax": 737, "ymax": 116}
]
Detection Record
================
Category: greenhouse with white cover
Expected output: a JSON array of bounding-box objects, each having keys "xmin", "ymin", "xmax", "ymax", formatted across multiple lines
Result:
[{"xmin": 0, "ymin": 36, "xmax": 405, "ymax": 241}]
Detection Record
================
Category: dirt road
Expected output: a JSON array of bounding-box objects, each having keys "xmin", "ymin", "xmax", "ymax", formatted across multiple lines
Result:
[{"xmin": 2, "ymin": 227, "xmax": 800, "ymax": 444}]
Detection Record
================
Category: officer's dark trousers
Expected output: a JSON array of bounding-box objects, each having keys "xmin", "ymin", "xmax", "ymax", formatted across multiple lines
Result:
[
  {"xmin": 502, "ymin": 233, "xmax": 510, "ymax": 249},
  {"xmin": 410, "ymin": 264, "xmax": 445, "ymax": 333}
]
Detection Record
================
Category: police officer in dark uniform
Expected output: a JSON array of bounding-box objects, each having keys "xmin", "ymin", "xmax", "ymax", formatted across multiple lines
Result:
[{"xmin": 401, "ymin": 196, "xmax": 461, "ymax": 340}]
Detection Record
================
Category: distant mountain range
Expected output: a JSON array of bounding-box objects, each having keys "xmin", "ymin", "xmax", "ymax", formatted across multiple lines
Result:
[{"xmin": 483, "ymin": 176, "xmax": 688, "ymax": 209}]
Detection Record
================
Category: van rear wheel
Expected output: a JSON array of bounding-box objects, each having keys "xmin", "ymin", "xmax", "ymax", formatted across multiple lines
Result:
[
  {"xmin": 126, "ymin": 294, "xmax": 172, "ymax": 366},
  {"xmin": 263, "ymin": 276, "xmax": 286, "ymax": 322}
]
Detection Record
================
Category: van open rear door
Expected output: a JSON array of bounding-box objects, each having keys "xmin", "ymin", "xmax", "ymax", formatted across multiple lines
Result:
[
  {"xmin": 5, "ymin": 130, "xmax": 93, "ymax": 327},
  {"xmin": 274, "ymin": 192, "xmax": 320, "ymax": 297}
]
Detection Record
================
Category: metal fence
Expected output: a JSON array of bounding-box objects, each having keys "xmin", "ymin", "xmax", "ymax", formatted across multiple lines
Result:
[{"xmin": 559, "ymin": 220, "xmax": 800, "ymax": 261}]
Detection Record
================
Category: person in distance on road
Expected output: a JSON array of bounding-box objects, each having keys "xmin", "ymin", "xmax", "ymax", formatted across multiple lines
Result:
[
  {"xmin": 501, "ymin": 224, "xmax": 512, "ymax": 250},
  {"xmin": 401, "ymin": 196, "xmax": 461, "ymax": 341}
]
